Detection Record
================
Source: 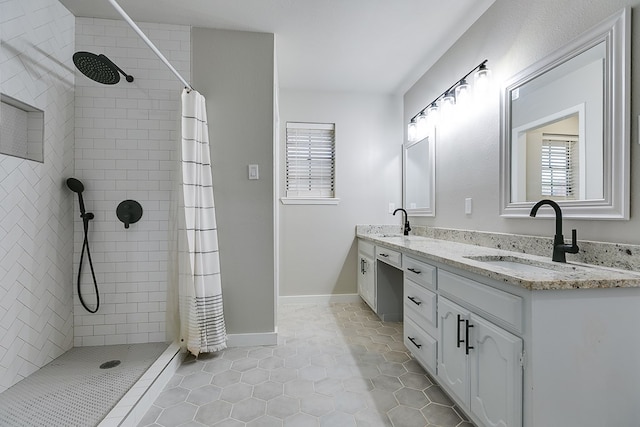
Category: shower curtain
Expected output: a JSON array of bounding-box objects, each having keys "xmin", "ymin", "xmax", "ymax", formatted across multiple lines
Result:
[{"xmin": 177, "ymin": 89, "xmax": 227, "ymax": 355}]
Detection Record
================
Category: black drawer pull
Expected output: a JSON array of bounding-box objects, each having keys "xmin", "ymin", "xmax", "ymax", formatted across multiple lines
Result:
[
  {"xmin": 457, "ymin": 314, "xmax": 465, "ymax": 348},
  {"xmin": 408, "ymin": 336, "xmax": 422, "ymax": 349},
  {"xmin": 407, "ymin": 267, "xmax": 422, "ymax": 274},
  {"xmin": 465, "ymin": 320, "xmax": 475, "ymax": 355},
  {"xmin": 407, "ymin": 296, "xmax": 422, "ymax": 306},
  {"xmin": 379, "ymin": 253, "xmax": 389, "ymax": 258}
]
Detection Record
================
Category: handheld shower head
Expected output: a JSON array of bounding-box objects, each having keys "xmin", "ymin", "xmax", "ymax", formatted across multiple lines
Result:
[
  {"xmin": 73, "ymin": 51, "xmax": 134, "ymax": 85},
  {"xmin": 66, "ymin": 177, "xmax": 84, "ymax": 193},
  {"xmin": 66, "ymin": 177, "xmax": 87, "ymax": 215}
]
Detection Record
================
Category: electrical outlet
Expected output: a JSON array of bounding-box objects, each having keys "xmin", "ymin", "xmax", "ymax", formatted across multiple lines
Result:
[{"xmin": 465, "ymin": 198, "xmax": 472, "ymax": 215}]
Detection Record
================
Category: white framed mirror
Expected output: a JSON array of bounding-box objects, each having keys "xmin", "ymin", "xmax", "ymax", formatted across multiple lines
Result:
[
  {"xmin": 404, "ymin": 132, "xmax": 435, "ymax": 216},
  {"xmin": 500, "ymin": 7, "xmax": 629, "ymax": 219}
]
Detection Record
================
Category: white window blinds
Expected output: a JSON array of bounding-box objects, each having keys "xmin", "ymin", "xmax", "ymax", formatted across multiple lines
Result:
[
  {"xmin": 286, "ymin": 122, "xmax": 335, "ymax": 198},
  {"xmin": 541, "ymin": 134, "xmax": 578, "ymax": 198}
]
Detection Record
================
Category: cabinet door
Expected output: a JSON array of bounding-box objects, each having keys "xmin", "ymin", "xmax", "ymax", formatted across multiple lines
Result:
[
  {"xmin": 358, "ymin": 254, "xmax": 375, "ymax": 311},
  {"xmin": 469, "ymin": 314, "xmax": 523, "ymax": 427},
  {"xmin": 437, "ymin": 297, "xmax": 469, "ymax": 407}
]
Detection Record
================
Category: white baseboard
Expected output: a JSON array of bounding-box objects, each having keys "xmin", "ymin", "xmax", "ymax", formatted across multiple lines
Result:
[
  {"xmin": 278, "ymin": 293, "xmax": 362, "ymax": 305},
  {"xmin": 226, "ymin": 332, "xmax": 278, "ymax": 347}
]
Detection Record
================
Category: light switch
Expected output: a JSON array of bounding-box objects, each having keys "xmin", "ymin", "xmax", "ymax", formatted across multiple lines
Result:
[
  {"xmin": 248, "ymin": 164, "xmax": 259, "ymax": 180},
  {"xmin": 465, "ymin": 198, "xmax": 472, "ymax": 215},
  {"xmin": 388, "ymin": 202, "xmax": 395, "ymax": 214}
]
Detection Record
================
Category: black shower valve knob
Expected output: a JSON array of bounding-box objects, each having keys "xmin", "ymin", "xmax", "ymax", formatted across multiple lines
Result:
[{"xmin": 116, "ymin": 200, "xmax": 143, "ymax": 229}]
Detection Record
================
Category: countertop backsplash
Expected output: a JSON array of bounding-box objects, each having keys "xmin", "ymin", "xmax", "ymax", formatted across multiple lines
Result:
[{"xmin": 356, "ymin": 225, "xmax": 640, "ymax": 272}]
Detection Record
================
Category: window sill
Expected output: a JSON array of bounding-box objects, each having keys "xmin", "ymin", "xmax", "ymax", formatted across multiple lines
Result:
[{"xmin": 280, "ymin": 197, "xmax": 341, "ymax": 205}]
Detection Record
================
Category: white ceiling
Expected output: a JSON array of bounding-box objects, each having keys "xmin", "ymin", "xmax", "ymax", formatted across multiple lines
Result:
[{"xmin": 58, "ymin": 0, "xmax": 495, "ymax": 94}]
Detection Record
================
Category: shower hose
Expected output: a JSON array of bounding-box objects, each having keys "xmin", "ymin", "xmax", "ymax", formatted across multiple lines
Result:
[{"xmin": 77, "ymin": 213, "xmax": 100, "ymax": 313}]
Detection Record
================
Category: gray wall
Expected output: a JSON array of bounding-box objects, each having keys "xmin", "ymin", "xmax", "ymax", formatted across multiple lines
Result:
[
  {"xmin": 192, "ymin": 28, "xmax": 275, "ymax": 334},
  {"xmin": 404, "ymin": 0, "xmax": 640, "ymax": 244},
  {"xmin": 278, "ymin": 90, "xmax": 402, "ymax": 297}
]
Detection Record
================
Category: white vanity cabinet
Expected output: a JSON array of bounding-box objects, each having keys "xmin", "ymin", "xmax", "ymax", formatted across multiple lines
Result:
[
  {"xmin": 438, "ymin": 269, "xmax": 523, "ymax": 427},
  {"xmin": 357, "ymin": 240, "xmax": 376, "ymax": 311},
  {"xmin": 438, "ymin": 296, "xmax": 522, "ymax": 427},
  {"xmin": 357, "ymin": 233, "xmax": 640, "ymax": 427}
]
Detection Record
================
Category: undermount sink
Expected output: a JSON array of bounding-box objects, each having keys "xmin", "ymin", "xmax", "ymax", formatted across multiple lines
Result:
[{"xmin": 464, "ymin": 255, "xmax": 580, "ymax": 274}]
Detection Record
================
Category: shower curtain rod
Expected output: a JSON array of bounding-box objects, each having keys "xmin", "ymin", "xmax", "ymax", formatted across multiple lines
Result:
[{"xmin": 107, "ymin": 0, "xmax": 194, "ymax": 91}]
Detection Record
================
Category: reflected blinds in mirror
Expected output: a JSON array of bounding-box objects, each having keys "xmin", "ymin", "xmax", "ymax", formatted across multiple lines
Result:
[
  {"xmin": 541, "ymin": 134, "xmax": 578, "ymax": 199},
  {"xmin": 285, "ymin": 122, "xmax": 335, "ymax": 198}
]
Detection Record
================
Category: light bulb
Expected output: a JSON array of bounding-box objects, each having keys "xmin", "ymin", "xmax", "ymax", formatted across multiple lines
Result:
[
  {"xmin": 455, "ymin": 79, "xmax": 471, "ymax": 106},
  {"xmin": 441, "ymin": 90, "xmax": 456, "ymax": 116},
  {"xmin": 474, "ymin": 63, "xmax": 492, "ymax": 96},
  {"xmin": 427, "ymin": 102, "xmax": 439, "ymax": 120},
  {"xmin": 407, "ymin": 120, "xmax": 417, "ymax": 142},
  {"xmin": 416, "ymin": 112, "xmax": 428, "ymax": 140}
]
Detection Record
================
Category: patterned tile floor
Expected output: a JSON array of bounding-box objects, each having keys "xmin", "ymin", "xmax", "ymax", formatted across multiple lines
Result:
[{"xmin": 139, "ymin": 301, "xmax": 474, "ymax": 427}]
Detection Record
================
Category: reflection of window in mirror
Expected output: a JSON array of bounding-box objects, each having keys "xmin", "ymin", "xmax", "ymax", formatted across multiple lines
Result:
[
  {"xmin": 540, "ymin": 133, "xmax": 578, "ymax": 200},
  {"xmin": 509, "ymin": 43, "xmax": 603, "ymax": 203},
  {"xmin": 511, "ymin": 105, "xmax": 591, "ymax": 202}
]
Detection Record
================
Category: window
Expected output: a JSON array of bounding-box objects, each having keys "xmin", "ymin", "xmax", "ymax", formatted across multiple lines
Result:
[
  {"xmin": 283, "ymin": 122, "xmax": 338, "ymax": 204},
  {"xmin": 541, "ymin": 134, "xmax": 578, "ymax": 199}
]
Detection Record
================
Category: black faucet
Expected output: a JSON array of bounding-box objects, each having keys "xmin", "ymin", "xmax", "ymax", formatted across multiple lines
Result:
[
  {"xmin": 393, "ymin": 208, "xmax": 411, "ymax": 236},
  {"xmin": 529, "ymin": 199, "xmax": 579, "ymax": 263}
]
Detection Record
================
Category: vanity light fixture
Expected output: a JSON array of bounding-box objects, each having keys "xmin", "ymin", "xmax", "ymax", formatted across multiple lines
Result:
[{"xmin": 407, "ymin": 59, "xmax": 490, "ymax": 142}]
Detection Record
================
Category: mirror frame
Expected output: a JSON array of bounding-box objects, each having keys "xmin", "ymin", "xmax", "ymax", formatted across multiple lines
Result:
[
  {"xmin": 403, "ymin": 133, "xmax": 436, "ymax": 217},
  {"xmin": 499, "ymin": 7, "xmax": 629, "ymax": 219}
]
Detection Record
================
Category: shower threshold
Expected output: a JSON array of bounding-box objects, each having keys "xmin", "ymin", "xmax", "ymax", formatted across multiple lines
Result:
[{"xmin": 0, "ymin": 342, "xmax": 182, "ymax": 427}]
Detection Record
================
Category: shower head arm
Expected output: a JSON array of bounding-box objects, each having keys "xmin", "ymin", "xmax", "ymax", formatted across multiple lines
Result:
[{"xmin": 98, "ymin": 54, "xmax": 134, "ymax": 83}]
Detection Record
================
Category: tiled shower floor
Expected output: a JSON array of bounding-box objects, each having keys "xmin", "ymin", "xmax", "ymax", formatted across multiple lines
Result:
[
  {"xmin": 0, "ymin": 342, "xmax": 169, "ymax": 427},
  {"xmin": 140, "ymin": 302, "xmax": 474, "ymax": 427}
]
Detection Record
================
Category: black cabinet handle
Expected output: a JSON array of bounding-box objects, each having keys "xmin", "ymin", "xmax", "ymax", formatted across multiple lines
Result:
[
  {"xmin": 407, "ymin": 296, "xmax": 422, "ymax": 306},
  {"xmin": 465, "ymin": 320, "xmax": 474, "ymax": 355},
  {"xmin": 457, "ymin": 314, "xmax": 465, "ymax": 348},
  {"xmin": 407, "ymin": 267, "xmax": 422, "ymax": 274},
  {"xmin": 379, "ymin": 253, "xmax": 389, "ymax": 258},
  {"xmin": 408, "ymin": 336, "xmax": 422, "ymax": 349},
  {"xmin": 360, "ymin": 258, "xmax": 364, "ymax": 274}
]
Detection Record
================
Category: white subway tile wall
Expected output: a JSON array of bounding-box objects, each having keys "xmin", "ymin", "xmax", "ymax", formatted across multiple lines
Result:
[
  {"xmin": 0, "ymin": 0, "xmax": 75, "ymax": 392},
  {"xmin": 73, "ymin": 17, "xmax": 190, "ymax": 346}
]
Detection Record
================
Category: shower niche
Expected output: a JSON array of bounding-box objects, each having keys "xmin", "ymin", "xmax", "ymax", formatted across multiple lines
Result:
[{"xmin": 0, "ymin": 94, "xmax": 44, "ymax": 163}]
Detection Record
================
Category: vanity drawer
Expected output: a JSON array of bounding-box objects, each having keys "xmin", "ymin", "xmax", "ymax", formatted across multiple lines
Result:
[
  {"xmin": 403, "ymin": 256, "xmax": 436, "ymax": 291},
  {"xmin": 438, "ymin": 270, "xmax": 523, "ymax": 333},
  {"xmin": 404, "ymin": 316, "xmax": 437, "ymax": 375},
  {"xmin": 404, "ymin": 278, "xmax": 437, "ymax": 331},
  {"xmin": 359, "ymin": 240, "xmax": 375, "ymax": 258},
  {"xmin": 376, "ymin": 246, "xmax": 401, "ymax": 268}
]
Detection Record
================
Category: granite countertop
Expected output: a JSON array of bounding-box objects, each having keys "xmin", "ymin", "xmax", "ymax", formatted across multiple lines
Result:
[{"xmin": 357, "ymin": 232, "xmax": 640, "ymax": 291}]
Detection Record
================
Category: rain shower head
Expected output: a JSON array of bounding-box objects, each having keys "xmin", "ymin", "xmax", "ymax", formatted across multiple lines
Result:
[{"xmin": 73, "ymin": 51, "xmax": 134, "ymax": 85}]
